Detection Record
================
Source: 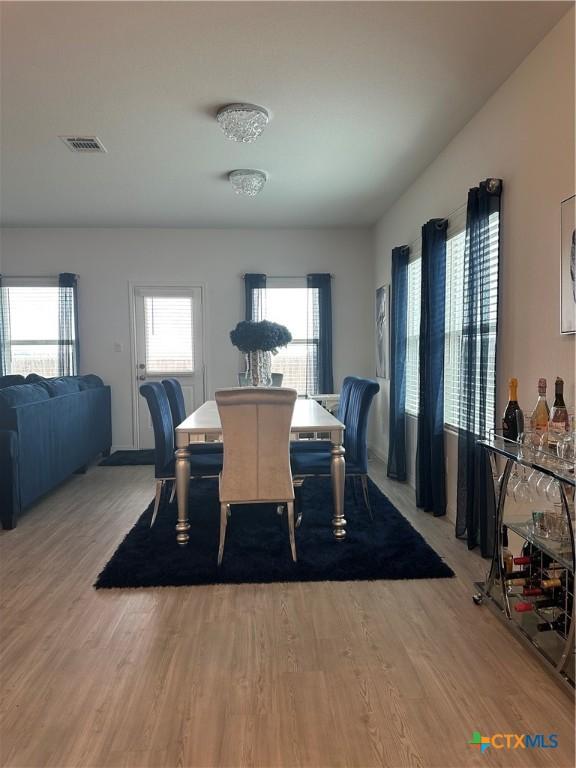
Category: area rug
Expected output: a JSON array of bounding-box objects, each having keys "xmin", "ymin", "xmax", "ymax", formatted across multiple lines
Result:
[
  {"xmin": 99, "ymin": 449, "xmax": 155, "ymax": 466},
  {"xmin": 95, "ymin": 478, "xmax": 453, "ymax": 588}
]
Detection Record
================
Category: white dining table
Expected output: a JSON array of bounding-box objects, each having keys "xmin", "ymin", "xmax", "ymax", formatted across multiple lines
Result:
[{"xmin": 174, "ymin": 398, "xmax": 346, "ymax": 546}]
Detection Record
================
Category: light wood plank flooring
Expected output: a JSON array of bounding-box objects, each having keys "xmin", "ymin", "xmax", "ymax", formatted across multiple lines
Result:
[{"xmin": 0, "ymin": 460, "xmax": 574, "ymax": 768}]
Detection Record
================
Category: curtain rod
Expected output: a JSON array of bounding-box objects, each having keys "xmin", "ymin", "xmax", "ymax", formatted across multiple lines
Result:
[
  {"xmin": 2, "ymin": 274, "xmax": 79, "ymax": 279},
  {"xmin": 240, "ymin": 274, "xmax": 334, "ymax": 279},
  {"xmin": 405, "ymin": 200, "xmax": 468, "ymax": 251}
]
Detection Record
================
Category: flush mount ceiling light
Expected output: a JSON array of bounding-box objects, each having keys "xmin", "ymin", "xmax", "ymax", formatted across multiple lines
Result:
[
  {"xmin": 216, "ymin": 103, "xmax": 269, "ymax": 143},
  {"xmin": 228, "ymin": 169, "xmax": 267, "ymax": 197}
]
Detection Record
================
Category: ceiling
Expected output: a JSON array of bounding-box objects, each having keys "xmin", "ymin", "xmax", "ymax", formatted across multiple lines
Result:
[{"xmin": 0, "ymin": 1, "xmax": 571, "ymax": 228}]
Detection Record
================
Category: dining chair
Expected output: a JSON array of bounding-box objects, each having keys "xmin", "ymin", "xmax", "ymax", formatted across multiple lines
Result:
[
  {"xmin": 215, "ymin": 386, "xmax": 299, "ymax": 565},
  {"xmin": 139, "ymin": 382, "xmax": 223, "ymax": 527},
  {"xmin": 290, "ymin": 377, "xmax": 380, "ymax": 517},
  {"xmin": 237, "ymin": 372, "xmax": 284, "ymax": 387},
  {"xmin": 162, "ymin": 378, "xmax": 187, "ymax": 426}
]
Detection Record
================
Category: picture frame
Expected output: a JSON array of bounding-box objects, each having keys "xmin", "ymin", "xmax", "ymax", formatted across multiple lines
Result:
[
  {"xmin": 560, "ymin": 193, "xmax": 575, "ymax": 334},
  {"xmin": 376, "ymin": 284, "xmax": 390, "ymax": 379}
]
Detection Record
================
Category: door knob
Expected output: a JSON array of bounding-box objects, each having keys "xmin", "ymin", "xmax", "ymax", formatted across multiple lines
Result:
[
  {"xmin": 138, "ymin": 375, "xmax": 146, "ymax": 381},
  {"xmin": 138, "ymin": 363, "xmax": 146, "ymax": 369}
]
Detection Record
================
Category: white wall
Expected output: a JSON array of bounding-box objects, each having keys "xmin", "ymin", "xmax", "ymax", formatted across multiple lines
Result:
[
  {"xmin": 372, "ymin": 9, "xmax": 575, "ymax": 520},
  {"xmin": 0, "ymin": 227, "xmax": 373, "ymax": 448}
]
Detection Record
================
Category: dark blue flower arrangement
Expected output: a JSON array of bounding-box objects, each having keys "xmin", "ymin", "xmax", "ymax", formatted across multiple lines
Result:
[{"xmin": 229, "ymin": 320, "xmax": 292, "ymax": 353}]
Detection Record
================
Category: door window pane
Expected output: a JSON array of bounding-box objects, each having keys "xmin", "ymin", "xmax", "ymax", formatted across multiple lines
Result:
[{"xmin": 144, "ymin": 296, "xmax": 194, "ymax": 373}]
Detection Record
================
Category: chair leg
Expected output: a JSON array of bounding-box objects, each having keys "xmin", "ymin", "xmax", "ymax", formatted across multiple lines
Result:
[
  {"xmin": 218, "ymin": 503, "xmax": 229, "ymax": 566},
  {"xmin": 287, "ymin": 501, "xmax": 297, "ymax": 562},
  {"xmin": 150, "ymin": 480, "xmax": 164, "ymax": 528},
  {"xmin": 360, "ymin": 475, "xmax": 373, "ymax": 520},
  {"xmin": 169, "ymin": 481, "xmax": 176, "ymax": 504}
]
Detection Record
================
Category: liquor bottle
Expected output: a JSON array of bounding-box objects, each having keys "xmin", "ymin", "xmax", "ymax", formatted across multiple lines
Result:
[
  {"xmin": 502, "ymin": 378, "xmax": 522, "ymax": 441},
  {"xmin": 530, "ymin": 378, "xmax": 550, "ymax": 436}
]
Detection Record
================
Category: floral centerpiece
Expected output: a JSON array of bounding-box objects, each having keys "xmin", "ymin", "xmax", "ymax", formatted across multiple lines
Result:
[{"xmin": 230, "ymin": 320, "xmax": 292, "ymax": 386}]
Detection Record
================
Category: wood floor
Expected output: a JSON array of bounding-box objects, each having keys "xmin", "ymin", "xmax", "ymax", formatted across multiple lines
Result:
[{"xmin": 0, "ymin": 460, "xmax": 574, "ymax": 768}]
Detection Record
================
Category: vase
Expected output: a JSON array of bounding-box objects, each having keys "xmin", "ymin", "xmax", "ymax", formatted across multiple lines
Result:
[{"xmin": 246, "ymin": 350, "xmax": 272, "ymax": 386}]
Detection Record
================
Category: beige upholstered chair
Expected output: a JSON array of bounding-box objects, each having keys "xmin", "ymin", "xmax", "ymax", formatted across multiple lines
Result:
[{"xmin": 215, "ymin": 387, "xmax": 298, "ymax": 565}]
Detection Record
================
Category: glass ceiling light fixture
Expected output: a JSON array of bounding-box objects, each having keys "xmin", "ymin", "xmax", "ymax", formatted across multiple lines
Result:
[
  {"xmin": 228, "ymin": 169, "xmax": 267, "ymax": 197},
  {"xmin": 216, "ymin": 103, "xmax": 269, "ymax": 143}
]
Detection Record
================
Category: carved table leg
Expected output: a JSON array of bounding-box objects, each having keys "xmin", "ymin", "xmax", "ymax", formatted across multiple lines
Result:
[
  {"xmin": 331, "ymin": 432, "xmax": 346, "ymax": 540},
  {"xmin": 175, "ymin": 446, "xmax": 191, "ymax": 546}
]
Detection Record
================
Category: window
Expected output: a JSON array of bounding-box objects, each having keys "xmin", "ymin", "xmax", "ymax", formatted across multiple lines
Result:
[
  {"xmin": 444, "ymin": 211, "xmax": 500, "ymax": 430},
  {"xmin": 144, "ymin": 295, "xmax": 194, "ymax": 374},
  {"xmin": 405, "ymin": 253, "xmax": 421, "ymax": 416},
  {"xmin": 402, "ymin": 209, "xmax": 500, "ymax": 430},
  {"xmin": 2, "ymin": 284, "xmax": 73, "ymax": 378},
  {"xmin": 252, "ymin": 281, "xmax": 319, "ymax": 395}
]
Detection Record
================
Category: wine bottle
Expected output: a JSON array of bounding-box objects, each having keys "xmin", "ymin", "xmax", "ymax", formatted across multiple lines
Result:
[
  {"xmin": 530, "ymin": 378, "xmax": 550, "ymax": 436},
  {"xmin": 514, "ymin": 598, "xmax": 559, "ymax": 612},
  {"xmin": 502, "ymin": 547, "xmax": 514, "ymax": 574},
  {"xmin": 548, "ymin": 377, "xmax": 570, "ymax": 447},
  {"xmin": 522, "ymin": 587, "xmax": 543, "ymax": 596},
  {"xmin": 537, "ymin": 618, "xmax": 566, "ymax": 633},
  {"xmin": 541, "ymin": 578, "xmax": 562, "ymax": 589},
  {"xmin": 502, "ymin": 378, "xmax": 522, "ymax": 441},
  {"xmin": 514, "ymin": 555, "xmax": 535, "ymax": 565},
  {"xmin": 504, "ymin": 569, "xmax": 532, "ymax": 580}
]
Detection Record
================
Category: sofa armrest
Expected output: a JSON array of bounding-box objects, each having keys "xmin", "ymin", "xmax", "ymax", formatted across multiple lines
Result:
[{"xmin": 0, "ymin": 430, "xmax": 20, "ymax": 529}]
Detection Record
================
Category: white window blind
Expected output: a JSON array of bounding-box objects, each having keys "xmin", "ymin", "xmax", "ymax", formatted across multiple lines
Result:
[
  {"xmin": 405, "ymin": 252, "xmax": 421, "ymax": 416},
  {"xmin": 444, "ymin": 218, "xmax": 466, "ymax": 428},
  {"xmin": 144, "ymin": 296, "xmax": 194, "ymax": 373},
  {"xmin": 444, "ymin": 210, "xmax": 500, "ymax": 431},
  {"xmin": 5, "ymin": 285, "xmax": 61, "ymax": 377},
  {"xmin": 257, "ymin": 284, "xmax": 319, "ymax": 395}
]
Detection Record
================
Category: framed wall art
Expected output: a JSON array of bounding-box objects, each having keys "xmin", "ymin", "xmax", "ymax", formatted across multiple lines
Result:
[{"xmin": 561, "ymin": 193, "xmax": 575, "ymax": 334}]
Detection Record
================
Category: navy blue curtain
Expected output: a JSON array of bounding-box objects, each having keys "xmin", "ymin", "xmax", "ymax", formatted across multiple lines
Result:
[
  {"xmin": 58, "ymin": 273, "xmax": 79, "ymax": 375},
  {"xmin": 456, "ymin": 179, "xmax": 502, "ymax": 555},
  {"xmin": 0, "ymin": 275, "xmax": 10, "ymax": 376},
  {"xmin": 415, "ymin": 219, "xmax": 447, "ymax": 516},
  {"xmin": 387, "ymin": 246, "xmax": 409, "ymax": 481},
  {"xmin": 244, "ymin": 273, "xmax": 266, "ymax": 321},
  {"xmin": 307, "ymin": 274, "xmax": 333, "ymax": 393}
]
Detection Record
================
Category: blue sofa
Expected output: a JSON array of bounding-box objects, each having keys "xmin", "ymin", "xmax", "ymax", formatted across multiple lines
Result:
[{"xmin": 0, "ymin": 374, "xmax": 112, "ymax": 529}]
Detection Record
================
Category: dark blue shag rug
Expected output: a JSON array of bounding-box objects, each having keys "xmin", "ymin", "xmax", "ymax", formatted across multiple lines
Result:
[{"xmin": 94, "ymin": 478, "xmax": 454, "ymax": 588}]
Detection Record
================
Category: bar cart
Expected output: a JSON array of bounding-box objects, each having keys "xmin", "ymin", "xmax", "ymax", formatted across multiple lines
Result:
[{"xmin": 473, "ymin": 433, "xmax": 575, "ymax": 691}]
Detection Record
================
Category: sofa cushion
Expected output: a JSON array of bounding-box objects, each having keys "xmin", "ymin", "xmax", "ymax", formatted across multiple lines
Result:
[
  {"xmin": 25, "ymin": 374, "xmax": 81, "ymax": 397},
  {"xmin": 0, "ymin": 375, "xmax": 26, "ymax": 389},
  {"xmin": 0, "ymin": 383, "xmax": 51, "ymax": 408},
  {"xmin": 78, "ymin": 374, "xmax": 104, "ymax": 390}
]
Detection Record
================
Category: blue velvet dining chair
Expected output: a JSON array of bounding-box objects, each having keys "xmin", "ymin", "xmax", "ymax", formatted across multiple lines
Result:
[
  {"xmin": 291, "ymin": 376, "xmax": 380, "ymax": 518},
  {"xmin": 162, "ymin": 378, "xmax": 186, "ymax": 427},
  {"xmin": 139, "ymin": 382, "xmax": 223, "ymax": 527}
]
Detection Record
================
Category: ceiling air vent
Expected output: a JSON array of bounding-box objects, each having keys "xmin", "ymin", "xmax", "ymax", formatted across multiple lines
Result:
[{"xmin": 59, "ymin": 135, "xmax": 107, "ymax": 153}]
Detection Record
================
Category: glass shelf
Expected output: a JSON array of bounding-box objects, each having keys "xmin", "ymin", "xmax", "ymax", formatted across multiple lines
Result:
[
  {"xmin": 478, "ymin": 434, "xmax": 575, "ymax": 487},
  {"xmin": 506, "ymin": 520, "xmax": 574, "ymax": 572}
]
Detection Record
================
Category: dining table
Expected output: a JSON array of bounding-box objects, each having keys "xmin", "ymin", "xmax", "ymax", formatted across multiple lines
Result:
[{"xmin": 174, "ymin": 397, "xmax": 346, "ymax": 546}]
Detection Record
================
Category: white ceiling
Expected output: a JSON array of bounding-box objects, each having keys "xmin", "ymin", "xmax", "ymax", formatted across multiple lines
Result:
[{"xmin": 0, "ymin": 1, "xmax": 571, "ymax": 228}]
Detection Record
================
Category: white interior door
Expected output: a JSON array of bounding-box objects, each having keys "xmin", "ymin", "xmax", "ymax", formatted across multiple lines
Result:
[{"xmin": 133, "ymin": 285, "xmax": 204, "ymax": 449}]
